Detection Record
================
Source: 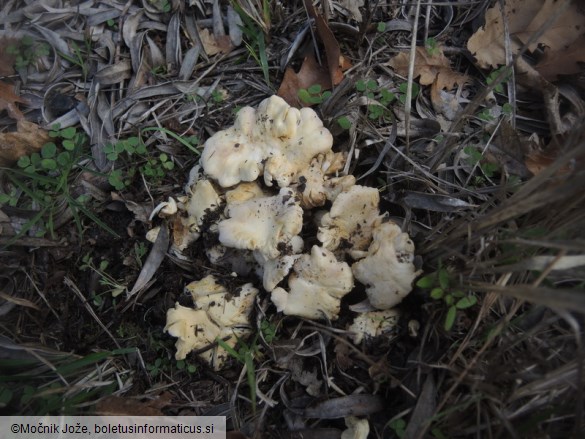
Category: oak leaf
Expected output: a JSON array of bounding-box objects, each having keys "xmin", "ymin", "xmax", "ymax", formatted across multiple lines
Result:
[
  {"xmin": 94, "ymin": 392, "xmax": 172, "ymax": 416},
  {"xmin": 277, "ymin": 55, "xmax": 331, "ymax": 107},
  {"xmin": 0, "ymin": 120, "xmax": 49, "ymax": 167},
  {"xmin": 0, "ymin": 37, "xmax": 18, "ymax": 76},
  {"xmin": 387, "ymin": 46, "xmax": 468, "ymax": 90},
  {"xmin": 0, "ymin": 81, "xmax": 27, "ymax": 121},
  {"xmin": 199, "ymin": 27, "xmax": 232, "ymax": 56},
  {"xmin": 303, "ymin": 0, "xmax": 352, "ymax": 86},
  {"xmin": 468, "ymin": 0, "xmax": 585, "ymax": 81}
]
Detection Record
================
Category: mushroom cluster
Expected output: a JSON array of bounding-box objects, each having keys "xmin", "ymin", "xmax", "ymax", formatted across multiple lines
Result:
[{"xmin": 159, "ymin": 96, "xmax": 421, "ymax": 368}]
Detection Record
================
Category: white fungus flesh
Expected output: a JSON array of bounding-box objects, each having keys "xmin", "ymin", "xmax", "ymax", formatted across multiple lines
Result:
[
  {"xmin": 165, "ymin": 275, "xmax": 258, "ymax": 370},
  {"xmin": 185, "ymin": 179, "xmax": 221, "ymax": 230},
  {"xmin": 170, "ymin": 179, "xmax": 222, "ymax": 251},
  {"xmin": 270, "ymin": 245, "xmax": 354, "ymax": 320},
  {"xmin": 317, "ymin": 185, "xmax": 386, "ymax": 253},
  {"xmin": 295, "ymin": 152, "xmax": 356, "ymax": 209},
  {"xmin": 341, "ymin": 417, "xmax": 370, "ymax": 439},
  {"xmin": 218, "ymin": 187, "xmax": 303, "ymax": 261},
  {"xmin": 348, "ymin": 309, "xmax": 401, "ymax": 344},
  {"xmin": 201, "ymin": 95, "xmax": 333, "ymax": 189},
  {"xmin": 351, "ymin": 222, "xmax": 421, "ymax": 310}
]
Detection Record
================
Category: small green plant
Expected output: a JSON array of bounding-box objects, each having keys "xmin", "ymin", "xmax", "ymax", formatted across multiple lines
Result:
[
  {"xmin": 217, "ymin": 335, "xmax": 259, "ymax": 414},
  {"xmin": 146, "ymin": 357, "xmax": 171, "ymax": 377},
  {"xmin": 1, "ymin": 125, "xmax": 117, "ymax": 242},
  {"xmin": 377, "ymin": 22, "xmax": 387, "ymax": 32},
  {"xmin": 106, "ymin": 18, "xmax": 118, "ymax": 29},
  {"xmin": 464, "ymin": 145, "xmax": 499, "ymax": 180},
  {"xmin": 58, "ymin": 39, "xmax": 92, "ymax": 82},
  {"xmin": 486, "ymin": 66, "xmax": 510, "ymax": 94},
  {"xmin": 148, "ymin": 0, "xmax": 171, "ymax": 12},
  {"xmin": 6, "ymin": 35, "xmax": 50, "ymax": 70},
  {"xmin": 476, "ymin": 108, "xmax": 495, "ymax": 122},
  {"xmin": 260, "ymin": 319, "xmax": 277, "ymax": 343},
  {"xmin": 355, "ymin": 79, "xmax": 397, "ymax": 120},
  {"xmin": 416, "ymin": 268, "xmax": 477, "ymax": 331},
  {"xmin": 80, "ymin": 254, "xmax": 127, "ymax": 301},
  {"xmin": 150, "ymin": 65, "xmax": 168, "ymax": 78},
  {"xmin": 337, "ymin": 115, "xmax": 352, "ymax": 130},
  {"xmin": 210, "ymin": 89, "xmax": 225, "ymax": 103},
  {"xmin": 134, "ymin": 241, "xmax": 148, "ymax": 267},
  {"xmin": 104, "ymin": 136, "xmax": 175, "ymax": 190},
  {"xmin": 425, "ymin": 37, "xmax": 440, "ymax": 56},
  {"xmin": 502, "ymin": 102, "xmax": 513, "ymax": 116},
  {"xmin": 232, "ymin": 2, "xmax": 270, "ymax": 86},
  {"xmin": 388, "ymin": 418, "xmax": 407, "ymax": 438},
  {"xmin": 175, "ymin": 359, "xmax": 197, "ymax": 374},
  {"xmin": 298, "ymin": 84, "xmax": 331, "ymax": 105},
  {"xmin": 397, "ymin": 82, "xmax": 420, "ymax": 104}
]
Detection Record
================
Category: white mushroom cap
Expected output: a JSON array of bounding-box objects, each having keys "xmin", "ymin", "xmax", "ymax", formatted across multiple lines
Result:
[
  {"xmin": 145, "ymin": 226, "xmax": 161, "ymax": 243},
  {"xmin": 218, "ymin": 187, "xmax": 303, "ymax": 261},
  {"xmin": 351, "ymin": 222, "xmax": 421, "ymax": 310},
  {"xmin": 260, "ymin": 99, "xmax": 333, "ymax": 188},
  {"xmin": 200, "ymin": 96, "xmax": 333, "ymax": 189},
  {"xmin": 270, "ymin": 245, "xmax": 354, "ymax": 320},
  {"xmin": 165, "ymin": 275, "xmax": 258, "ymax": 370},
  {"xmin": 348, "ymin": 309, "xmax": 401, "ymax": 344},
  {"xmin": 200, "ymin": 107, "xmax": 265, "ymax": 187},
  {"xmin": 295, "ymin": 153, "xmax": 356, "ymax": 209},
  {"xmin": 185, "ymin": 179, "xmax": 222, "ymax": 230},
  {"xmin": 169, "ymin": 179, "xmax": 222, "ymax": 251},
  {"xmin": 186, "ymin": 275, "xmax": 258, "ymax": 327},
  {"xmin": 225, "ymin": 181, "xmax": 268, "ymax": 205},
  {"xmin": 254, "ymin": 234, "xmax": 304, "ymax": 292},
  {"xmin": 165, "ymin": 305, "xmax": 220, "ymax": 361},
  {"xmin": 341, "ymin": 417, "xmax": 370, "ymax": 439},
  {"xmin": 261, "ymin": 253, "xmax": 302, "ymax": 292},
  {"xmin": 317, "ymin": 185, "xmax": 386, "ymax": 253}
]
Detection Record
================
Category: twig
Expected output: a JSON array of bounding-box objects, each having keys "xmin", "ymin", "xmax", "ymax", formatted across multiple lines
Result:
[
  {"xmin": 404, "ymin": 0, "xmax": 422, "ymax": 152},
  {"xmin": 64, "ymin": 276, "xmax": 121, "ymax": 349}
]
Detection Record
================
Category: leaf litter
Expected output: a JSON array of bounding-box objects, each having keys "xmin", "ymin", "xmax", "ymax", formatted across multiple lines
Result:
[{"xmin": 0, "ymin": 1, "xmax": 584, "ymax": 437}]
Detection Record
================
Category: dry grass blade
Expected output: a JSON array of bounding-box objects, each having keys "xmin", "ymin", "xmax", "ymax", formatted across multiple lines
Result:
[
  {"xmin": 423, "ymin": 125, "xmax": 585, "ymax": 254},
  {"xmin": 127, "ymin": 222, "xmax": 169, "ymax": 298},
  {"xmin": 404, "ymin": 0, "xmax": 422, "ymax": 149},
  {"xmin": 469, "ymin": 283, "xmax": 585, "ymax": 314},
  {"xmin": 64, "ymin": 277, "xmax": 121, "ymax": 350}
]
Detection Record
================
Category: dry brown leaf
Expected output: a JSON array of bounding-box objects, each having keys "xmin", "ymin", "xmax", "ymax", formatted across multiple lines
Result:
[
  {"xmin": 338, "ymin": 0, "xmax": 364, "ymax": 22},
  {"xmin": 387, "ymin": 46, "xmax": 468, "ymax": 90},
  {"xmin": 468, "ymin": 0, "xmax": 585, "ymax": 81},
  {"xmin": 536, "ymin": 34, "xmax": 585, "ymax": 80},
  {"xmin": 388, "ymin": 45, "xmax": 467, "ymax": 123},
  {"xmin": 303, "ymin": 0, "xmax": 351, "ymax": 86},
  {"xmin": 334, "ymin": 338, "xmax": 354, "ymax": 371},
  {"xmin": 523, "ymin": 132, "xmax": 584, "ymax": 176},
  {"xmin": 0, "ymin": 291, "xmax": 40, "ymax": 311},
  {"xmin": 277, "ymin": 55, "xmax": 332, "ymax": 107},
  {"xmin": 199, "ymin": 27, "xmax": 232, "ymax": 56},
  {"xmin": 0, "ymin": 37, "xmax": 18, "ymax": 76},
  {"xmin": 94, "ymin": 392, "xmax": 173, "ymax": 416},
  {"xmin": 430, "ymin": 83, "xmax": 461, "ymax": 121},
  {"xmin": 0, "ymin": 81, "xmax": 27, "ymax": 121},
  {"xmin": 0, "ymin": 120, "xmax": 50, "ymax": 167}
]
